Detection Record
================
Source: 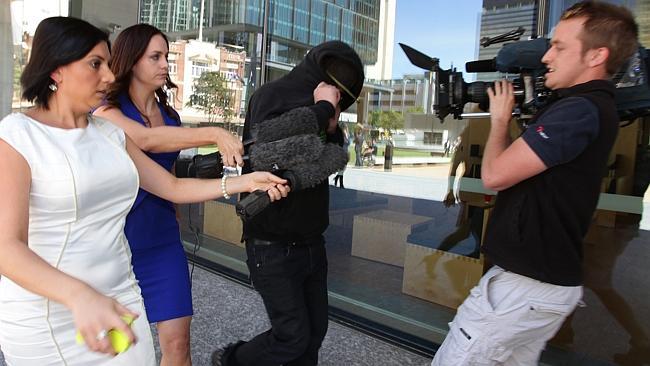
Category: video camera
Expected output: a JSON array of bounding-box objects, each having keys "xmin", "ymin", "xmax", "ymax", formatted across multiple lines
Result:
[
  {"xmin": 400, "ymin": 27, "xmax": 650, "ymax": 122},
  {"xmin": 175, "ymin": 152, "xmax": 224, "ymax": 179}
]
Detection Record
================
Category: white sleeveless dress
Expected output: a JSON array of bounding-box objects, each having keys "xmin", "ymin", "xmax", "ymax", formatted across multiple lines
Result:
[{"xmin": 0, "ymin": 113, "xmax": 155, "ymax": 365}]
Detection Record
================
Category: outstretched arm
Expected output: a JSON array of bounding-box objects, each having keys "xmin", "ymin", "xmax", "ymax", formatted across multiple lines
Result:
[
  {"xmin": 95, "ymin": 106, "xmax": 244, "ymax": 166},
  {"xmin": 126, "ymin": 136, "xmax": 289, "ymax": 203}
]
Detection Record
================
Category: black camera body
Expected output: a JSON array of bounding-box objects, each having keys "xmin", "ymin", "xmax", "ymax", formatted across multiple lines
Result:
[
  {"xmin": 174, "ymin": 152, "xmax": 267, "ymax": 220},
  {"xmin": 400, "ymin": 36, "xmax": 650, "ymax": 122},
  {"xmin": 175, "ymin": 152, "xmax": 224, "ymax": 179}
]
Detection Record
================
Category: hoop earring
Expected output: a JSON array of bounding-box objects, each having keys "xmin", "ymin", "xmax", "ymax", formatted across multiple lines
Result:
[{"xmin": 48, "ymin": 83, "xmax": 58, "ymax": 92}]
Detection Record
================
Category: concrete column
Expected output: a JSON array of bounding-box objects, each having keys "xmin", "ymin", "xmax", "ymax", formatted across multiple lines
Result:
[{"xmin": 0, "ymin": 0, "xmax": 13, "ymax": 119}]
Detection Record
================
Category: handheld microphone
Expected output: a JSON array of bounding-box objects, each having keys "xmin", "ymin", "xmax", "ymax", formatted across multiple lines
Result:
[{"xmin": 236, "ymin": 142, "xmax": 348, "ymax": 221}]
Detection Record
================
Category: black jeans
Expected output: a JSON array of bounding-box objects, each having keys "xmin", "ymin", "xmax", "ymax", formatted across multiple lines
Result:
[{"xmin": 230, "ymin": 237, "xmax": 329, "ymax": 366}]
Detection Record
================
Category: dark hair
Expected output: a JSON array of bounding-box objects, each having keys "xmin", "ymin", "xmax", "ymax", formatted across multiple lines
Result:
[
  {"xmin": 107, "ymin": 23, "xmax": 179, "ymax": 124},
  {"xmin": 20, "ymin": 17, "xmax": 110, "ymax": 109},
  {"xmin": 561, "ymin": 1, "xmax": 638, "ymax": 75}
]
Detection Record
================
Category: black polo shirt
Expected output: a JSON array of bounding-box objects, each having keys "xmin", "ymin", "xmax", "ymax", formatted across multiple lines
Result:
[{"xmin": 482, "ymin": 80, "xmax": 619, "ymax": 286}]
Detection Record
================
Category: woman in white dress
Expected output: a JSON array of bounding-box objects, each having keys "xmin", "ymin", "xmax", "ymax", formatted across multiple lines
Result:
[{"xmin": 0, "ymin": 17, "xmax": 289, "ymax": 366}]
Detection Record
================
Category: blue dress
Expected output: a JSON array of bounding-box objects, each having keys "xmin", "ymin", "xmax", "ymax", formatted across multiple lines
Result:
[{"xmin": 119, "ymin": 94, "xmax": 193, "ymax": 323}]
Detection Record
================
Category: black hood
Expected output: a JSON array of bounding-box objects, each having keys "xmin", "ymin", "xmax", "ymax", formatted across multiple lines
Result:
[
  {"xmin": 292, "ymin": 40, "xmax": 365, "ymax": 111},
  {"xmin": 252, "ymin": 41, "xmax": 364, "ymax": 117}
]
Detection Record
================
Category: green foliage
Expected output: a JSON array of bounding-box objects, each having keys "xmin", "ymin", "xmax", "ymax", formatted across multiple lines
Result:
[
  {"xmin": 368, "ymin": 110, "xmax": 381, "ymax": 127},
  {"xmin": 186, "ymin": 71, "xmax": 234, "ymax": 125},
  {"xmin": 13, "ymin": 58, "xmax": 22, "ymax": 99},
  {"xmin": 368, "ymin": 110, "xmax": 404, "ymax": 135}
]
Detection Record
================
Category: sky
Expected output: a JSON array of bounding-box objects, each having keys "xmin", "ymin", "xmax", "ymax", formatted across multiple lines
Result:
[{"xmin": 391, "ymin": 0, "xmax": 483, "ymax": 79}]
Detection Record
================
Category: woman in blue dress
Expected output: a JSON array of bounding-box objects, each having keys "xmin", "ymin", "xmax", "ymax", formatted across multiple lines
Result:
[{"xmin": 94, "ymin": 24, "xmax": 242, "ymax": 366}]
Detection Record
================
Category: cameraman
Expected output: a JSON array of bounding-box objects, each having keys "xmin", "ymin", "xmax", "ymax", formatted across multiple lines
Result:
[
  {"xmin": 432, "ymin": 2, "xmax": 639, "ymax": 365},
  {"xmin": 211, "ymin": 41, "xmax": 364, "ymax": 366}
]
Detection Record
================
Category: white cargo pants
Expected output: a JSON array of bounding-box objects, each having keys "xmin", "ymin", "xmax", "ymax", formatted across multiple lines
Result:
[{"xmin": 431, "ymin": 266, "xmax": 582, "ymax": 366}]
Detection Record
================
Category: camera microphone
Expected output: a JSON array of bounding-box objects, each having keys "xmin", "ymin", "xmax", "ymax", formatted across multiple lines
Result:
[
  {"xmin": 466, "ymin": 38, "xmax": 549, "ymax": 74},
  {"xmin": 235, "ymin": 106, "xmax": 348, "ymax": 220},
  {"xmin": 496, "ymin": 38, "xmax": 548, "ymax": 73},
  {"xmin": 236, "ymin": 142, "xmax": 348, "ymax": 221},
  {"xmin": 175, "ymin": 134, "xmax": 323, "ymax": 179},
  {"xmin": 465, "ymin": 59, "xmax": 497, "ymax": 73},
  {"xmin": 253, "ymin": 106, "xmax": 320, "ymax": 143},
  {"xmin": 179, "ymin": 106, "xmax": 347, "ymax": 220},
  {"xmin": 274, "ymin": 143, "xmax": 349, "ymax": 191},
  {"xmin": 465, "ymin": 38, "xmax": 548, "ymax": 74},
  {"xmin": 249, "ymin": 134, "xmax": 324, "ymax": 171}
]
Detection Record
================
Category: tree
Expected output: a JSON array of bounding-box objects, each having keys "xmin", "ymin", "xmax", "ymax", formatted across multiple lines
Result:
[
  {"xmin": 13, "ymin": 58, "xmax": 21, "ymax": 101},
  {"xmin": 186, "ymin": 71, "xmax": 234, "ymax": 129},
  {"xmin": 368, "ymin": 110, "xmax": 382, "ymax": 128},
  {"xmin": 368, "ymin": 110, "xmax": 404, "ymax": 137}
]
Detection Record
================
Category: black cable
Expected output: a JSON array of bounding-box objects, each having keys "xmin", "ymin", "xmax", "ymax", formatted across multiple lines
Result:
[{"xmin": 186, "ymin": 202, "xmax": 202, "ymax": 285}]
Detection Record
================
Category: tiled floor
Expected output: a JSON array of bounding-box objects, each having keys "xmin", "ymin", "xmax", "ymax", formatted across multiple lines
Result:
[
  {"xmin": 165, "ymin": 264, "xmax": 430, "ymax": 365},
  {"xmin": 0, "ymin": 265, "xmax": 431, "ymax": 366}
]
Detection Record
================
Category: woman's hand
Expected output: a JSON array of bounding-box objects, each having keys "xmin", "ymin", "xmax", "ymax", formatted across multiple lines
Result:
[
  {"xmin": 68, "ymin": 287, "xmax": 139, "ymax": 356},
  {"xmin": 245, "ymin": 172, "xmax": 290, "ymax": 202},
  {"xmin": 214, "ymin": 128, "xmax": 244, "ymax": 167},
  {"xmin": 265, "ymin": 183, "xmax": 291, "ymax": 202}
]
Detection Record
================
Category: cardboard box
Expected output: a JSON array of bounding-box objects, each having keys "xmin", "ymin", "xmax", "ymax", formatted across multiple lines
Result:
[
  {"xmin": 401, "ymin": 201, "xmax": 492, "ymax": 309},
  {"xmin": 203, "ymin": 200, "xmax": 244, "ymax": 247},
  {"xmin": 351, "ymin": 209, "xmax": 432, "ymax": 267},
  {"xmin": 402, "ymin": 243, "xmax": 484, "ymax": 309}
]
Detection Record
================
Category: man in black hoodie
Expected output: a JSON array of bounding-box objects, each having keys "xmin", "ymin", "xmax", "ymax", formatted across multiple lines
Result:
[
  {"xmin": 432, "ymin": 2, "xmax": 638, "ymax": 365},
  {"xmin": 212, "ymin": 41, "xmax": 364, "ymax": 366}
]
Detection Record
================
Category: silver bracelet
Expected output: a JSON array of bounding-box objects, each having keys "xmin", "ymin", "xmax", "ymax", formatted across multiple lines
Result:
[{"xmin": 221, "ymin": 175, "xmax": 231, "ymax": 199}]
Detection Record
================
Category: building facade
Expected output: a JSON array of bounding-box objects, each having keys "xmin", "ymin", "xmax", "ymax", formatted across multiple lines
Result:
[
  {"xmin": 141, "ymin": 0, "xmax": 381, "ymax": 87},
  {"xmin": 168, "ymin": 39, "xmax": 246, "ymax": 123},
  {"xmin": 474, "ymin": 0, "xmax": 639, "ymax": 82},
  {"xmin": 365, "ymin": 0, "xmax": 396, "ymax": 80},
  {"xmin": 474, "ymin": 0, "xmax": 537, "ymax": 81},
  {"xmin": 367, "ymin": 74, "xmax": 429, "ymax": 113}
]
